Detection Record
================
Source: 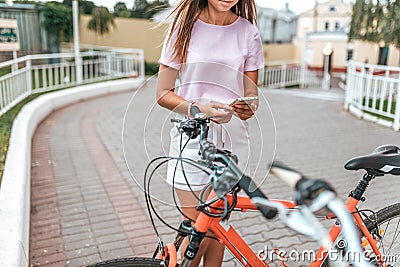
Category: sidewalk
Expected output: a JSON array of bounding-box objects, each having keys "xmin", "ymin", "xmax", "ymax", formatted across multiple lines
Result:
[{"xmin": 29, "ymin": 82, "xmax": 400, "ymax": 266}]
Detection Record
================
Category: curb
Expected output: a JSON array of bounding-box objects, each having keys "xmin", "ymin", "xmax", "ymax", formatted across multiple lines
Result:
[{"xmin": 0, "ymin": 78, "xmax": 144, "ymax": 267}]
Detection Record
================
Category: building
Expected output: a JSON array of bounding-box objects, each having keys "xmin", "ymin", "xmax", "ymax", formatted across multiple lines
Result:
[
  {"xmin": 294, "ymin": 0, "xmax": 400, "ymax": 71},
  {"xmin": 0, "ymin": 3, "xmax": 50, "ymax": 59},
  {"xmin": 257, "ymin": 4, "xmax": 297, "ymax": 44},
  {"xmin": 293, "ymin": 0, "xmax": 352, "ymax": 71}
]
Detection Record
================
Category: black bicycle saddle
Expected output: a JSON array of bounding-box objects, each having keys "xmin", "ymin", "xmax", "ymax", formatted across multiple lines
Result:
[{"xmin": 344, "ymin": 145, "xmax": 400, "ymax": 175}]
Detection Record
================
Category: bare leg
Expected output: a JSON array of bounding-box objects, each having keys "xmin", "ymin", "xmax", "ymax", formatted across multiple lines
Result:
[{"xmin": 176, "ymin": 189, "xmax": 225, "ymax": 267}]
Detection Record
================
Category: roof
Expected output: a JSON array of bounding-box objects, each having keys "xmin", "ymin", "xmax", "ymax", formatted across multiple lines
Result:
[{"xmin": 0, "ymin": 3, "xmax": 36, "ymax": 10}]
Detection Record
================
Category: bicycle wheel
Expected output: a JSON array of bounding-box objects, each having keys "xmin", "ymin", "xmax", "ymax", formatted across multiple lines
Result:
[
  {"xmin": 322, "ymin": 203, "xmax": 400, "ymax": 267},
  {"xmin": 87, "ymin": 257, "xmax": 163, "ymax": 267},
  {"xmin": 362, "ymin": 202, "xmax": 400, "ymax": 266}
]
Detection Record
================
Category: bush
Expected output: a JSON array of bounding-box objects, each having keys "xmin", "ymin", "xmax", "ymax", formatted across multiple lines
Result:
[{"xmin": 145, "ymin": 61, "xmax": 159, "ymax": 76}]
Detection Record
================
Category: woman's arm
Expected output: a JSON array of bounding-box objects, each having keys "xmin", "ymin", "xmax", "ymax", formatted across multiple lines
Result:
[
  {"xmin": 231, "ymin": 70, "xmax": 259, "ymax": 120},
  {"xmin": 156, "ymin": 64, "xmax": 232, "ymax": 124}
]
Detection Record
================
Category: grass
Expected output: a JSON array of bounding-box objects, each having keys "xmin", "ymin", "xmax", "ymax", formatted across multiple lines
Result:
[
  {"xmin": 0, "ymin": 67, "xmax": 12, "ymax": 77},
  {"xmin": 362, "ymin": 98, "xmax": 397, "ymax": 122},
  {"xmin": 0, "ymin": 93, "xmax": 45, "ymax": 181},
  {"xmin": 145, "ymin": 61, "xmax": 159, "ymax": 76}
]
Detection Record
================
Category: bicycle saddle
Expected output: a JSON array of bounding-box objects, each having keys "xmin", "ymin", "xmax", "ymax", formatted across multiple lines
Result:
[{"xmin": 344, "ymin": 145, "xmax": 400, "ymax": 175}]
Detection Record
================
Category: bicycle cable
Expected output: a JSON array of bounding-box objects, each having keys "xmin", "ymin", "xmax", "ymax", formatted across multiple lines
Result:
[
  {"xmin": 144, "ymin": 120, "xmax": 237, "ymax": 244},
  {"xmin": 144, "ymin": 156, "xmax": 219, "ymax": 241}
]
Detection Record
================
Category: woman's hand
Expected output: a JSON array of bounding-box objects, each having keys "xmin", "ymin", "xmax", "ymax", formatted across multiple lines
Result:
[
  {"xmin": 197, "ymin": 101, "xmax": 232, "ymax": 124},
  {"xmin": 231, "ymin": 101, "xmax": 257, "ymax": 121}
]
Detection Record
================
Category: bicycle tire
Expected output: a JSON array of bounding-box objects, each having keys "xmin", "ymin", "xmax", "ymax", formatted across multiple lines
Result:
[
  {"xmin": 86, "ymin": 257, "xmax": 163, "ymax": 267},
  {"xmin": 322, "ymin": 202, "xmax": 400, "ymax": 267},
  {"xmin": 362, "ymin": 202, "xmax": 400, "ymax": 266}
]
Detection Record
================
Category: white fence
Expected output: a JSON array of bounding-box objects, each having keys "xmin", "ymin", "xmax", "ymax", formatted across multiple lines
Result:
[
  {"xmin": 345, "ymin": 61, "xmax": 400, "ymax": 131},
  {"xmin": 259, "ymin": 61, "xmax": 322, "ymax": 89},
  {"xmin": 0, "ymin": 48, "xmax": 144, "ymax": 116}
]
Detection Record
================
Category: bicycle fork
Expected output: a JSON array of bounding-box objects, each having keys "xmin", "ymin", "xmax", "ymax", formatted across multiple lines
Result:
[
  {"xmin": 180, "ymin": 227, "xmax": 206, "ymax": 267},
  {"xmin": 156, "ymin": 220, "xmax": 207, "ymax": 267}
]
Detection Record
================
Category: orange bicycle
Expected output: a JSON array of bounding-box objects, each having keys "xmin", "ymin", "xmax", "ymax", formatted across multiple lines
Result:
[{"xmin": 89, "ymin": 108, "xmax": 400, "ymax": 267}]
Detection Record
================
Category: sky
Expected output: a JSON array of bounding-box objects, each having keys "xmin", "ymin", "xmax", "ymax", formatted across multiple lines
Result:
[{"xmin": 37, "ymin": 0, "xmax": 323, "ymax": 15}]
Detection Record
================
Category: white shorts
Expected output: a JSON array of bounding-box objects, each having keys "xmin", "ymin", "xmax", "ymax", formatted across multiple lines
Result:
[{"xmin": 166, "ymin": 114, "xmax": 251, "ymax": 191}]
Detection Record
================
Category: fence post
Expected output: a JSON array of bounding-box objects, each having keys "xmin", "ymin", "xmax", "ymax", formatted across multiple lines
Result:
[
  {"xmin": 281, "ymin": 63, "xmax": 287, "ymax": 88},
  {"xmin": 11, "ymin": 50, "xmax": 18, "ymax": 73},
  {"xmin": 300, "ymin": 63, "xmax": 306, "ymax": 88},
  {"xmin": 139, "ymin": 50, "xmax": 145, "ymax": 79},
  {"xmin": 106, "ymin": 53, "xmax": 111, "ymax": 78},
  {"xmin": 393, "ymin": 73, "xmax": 400, "ymax": 131},
  {"xmin": 26, "ymin": 57, "xmax": 32, "ymax": 95},
  {"xmin": 344, "ymin": 62, "xmax": 354, "ymax": 110}
]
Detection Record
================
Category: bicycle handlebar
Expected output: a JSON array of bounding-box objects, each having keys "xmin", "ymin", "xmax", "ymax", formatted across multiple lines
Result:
[
  {"xmin": 176, "ymin": 107, "xmax": 278, "ymax": 219},
  {"xmin": 175, "ymin": 110, "xmax": 372, "ymax": 267},
  {"xmin": 270, "ymin": 162, "xmax": 303, "ymax": 189},
  {"xmin": 270, "ymin": 162, "xmax": 336, "ymax": 205}
]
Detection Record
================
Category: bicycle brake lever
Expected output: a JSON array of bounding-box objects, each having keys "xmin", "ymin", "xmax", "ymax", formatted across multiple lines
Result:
[{"xmin": 171, "ymin": 118, "xmax": 182, "ymax": 123}]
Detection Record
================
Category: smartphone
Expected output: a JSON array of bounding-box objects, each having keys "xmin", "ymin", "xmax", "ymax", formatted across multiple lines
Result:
[{"xmin": 229, "ymin": 96, "xmax": 258, "ymax": 106}]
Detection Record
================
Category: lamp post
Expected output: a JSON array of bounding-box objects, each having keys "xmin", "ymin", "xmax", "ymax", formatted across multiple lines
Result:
[
  {"xmin": 73, "ymin": 0, "xmax": 82, "ymax": 84},
  {"xmin": 322, "ymin": 42, "xmax": 333, "ymax": 90}
]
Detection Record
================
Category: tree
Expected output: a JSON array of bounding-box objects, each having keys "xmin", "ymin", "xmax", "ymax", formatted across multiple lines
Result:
[
  {"xmin": 38, "ymin": 2, "xmax": 73, "ymax": 51},
  {"xmin": 133, "ymin": 0, "xmax": 149, "ymax": 11},
  {"xmin": 145, "ymin": 0, "xmax": 170, "ymax": 19},
  {"xmin": 62, "ymin": 0, "xmax": 96, "ymax": 15},
  {"xmin": 130, "ymin": 0, "xmax": 169, "ymax": 19},
  {"xmin": 114, "ymin": 2, "xmax": 131, "ymax": 17},
  {"xmin": 349, "ymin": 0, "xmax": 400, "ymax": 47},
  {"xmin": 87, "ymin": 7, "xmax": 116, "ymax": 37}
]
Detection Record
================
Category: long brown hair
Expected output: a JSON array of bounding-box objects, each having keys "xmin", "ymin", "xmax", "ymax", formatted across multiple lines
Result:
[{"xmin": 165, "ymin": 0, "xmax": 257, "ymax": 65}]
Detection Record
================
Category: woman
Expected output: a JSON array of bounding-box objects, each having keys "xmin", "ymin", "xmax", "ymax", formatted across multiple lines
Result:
[{"xmin": 156, "ymin": 0, "xmax": 264, "ymax": 265}]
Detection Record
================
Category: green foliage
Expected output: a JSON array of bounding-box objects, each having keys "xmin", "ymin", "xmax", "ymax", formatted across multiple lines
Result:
[
  {"xmin": 62, "ymin": 0, "xmax": 96, "ymax": 15},
  {"xmin": 145, "ymin": 61, "xmax": 159, "ymax": 76},
  {"xmin": 38, "ymin": 2, "xmax": 73, "ymax": 45},
  {"xmin": 362, "ymin": 98, "xmax": 396, "ymax": 122},
  {"xmin": 114, "ymin": 1, "xmax": 131, "ymax": 17},
  {"xmin": 0, "ymin": 67, "xmax": 11, "ymax": 77},
  {"xmin": 87, "ymin": 7, "xmax": 116, "ymax": 36},
  {"xmin": 350, "ymin": 0, "xmax": 400, "ymax": 47},
  {"xmin": 131, "ymin": 0, "xmax": 170, "ymax": 19},
  {"xmin": 0, "ymin": 93, "xmax": 42, "ymax": 183}
]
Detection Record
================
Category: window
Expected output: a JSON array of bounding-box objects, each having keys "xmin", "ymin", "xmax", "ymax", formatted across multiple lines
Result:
[
  {"xmin": 335, "ymin": 22, "xmax": 340, "ymax": 31},
  {"xmin": 329, "ymin": 5, "xmax": 337, "ymax": 12},
  {"xmin": 378, "ymin": 47, "xmax": 389, "ymax": 65},
  {"xmin": 325, "ymin": 22, "xmax": 330, "ymax": 31}
]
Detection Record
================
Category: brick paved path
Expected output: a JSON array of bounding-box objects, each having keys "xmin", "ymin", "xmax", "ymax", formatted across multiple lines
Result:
[{"xmin": 30, "ymin": 80, "xmax": 400, "ymax": 266}]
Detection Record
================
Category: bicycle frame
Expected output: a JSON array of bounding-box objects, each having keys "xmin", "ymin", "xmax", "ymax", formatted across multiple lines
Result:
[
  {"xmin": 311, "ymin": 196, "xmax": 387, "ymax": 267},
  {"xmin": 160, "ymin": 194, "xmax": 386, "ymax": 267},
  {"xmin": 193, "ymin": 195, "xmax": 296, "ymax": 267}
]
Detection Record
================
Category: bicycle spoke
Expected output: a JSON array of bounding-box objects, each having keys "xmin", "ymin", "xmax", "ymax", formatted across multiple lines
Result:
[
  {"xmin": 379, "ymin": 221, "xmax": 391, "ymax": 255},
  {"xmin": 389, "ymin": 218, "xmax": 400, "ymax": 252}
]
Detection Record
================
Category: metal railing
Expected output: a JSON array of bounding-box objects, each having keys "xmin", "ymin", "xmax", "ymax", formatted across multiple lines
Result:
[
  {"xmin": 345, "ymin": 61, "xmax": 400, "ymax": 131},
  {"xmin": 0, "ymin": 48, "xmax": 144, "ymax": 116},
  {"xmin": 259, "ymin": 61, "xmax": 322, "ymax": 89}
]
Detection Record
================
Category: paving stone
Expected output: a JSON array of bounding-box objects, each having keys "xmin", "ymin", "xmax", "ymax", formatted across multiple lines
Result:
[
  {"xmin": 65, "ymin": 253, "xmax": 101, "ymax": 267},
  {"xmin": 99, "ymin": 247, "xmax": 135, "ymax": 261},
  {"xmin": 98, "ymin": 240, "xmax": 132, "ymax": 253},
  {"xmin": 31, "ymin": 81, "xmax": 400, "ymax": 266},
  {"xmin": 63, "ymin": 238, "xmax": 97, "ymax": 252},
  {"xmin": 64, "ymin": 246, "xmax": 99, "ymax": 260}
]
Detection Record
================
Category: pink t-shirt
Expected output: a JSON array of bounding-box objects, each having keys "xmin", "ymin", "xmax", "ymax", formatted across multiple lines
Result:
[{"xmin": 159, "ymin": 16, "xmax": 264, "ymax": 105}]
